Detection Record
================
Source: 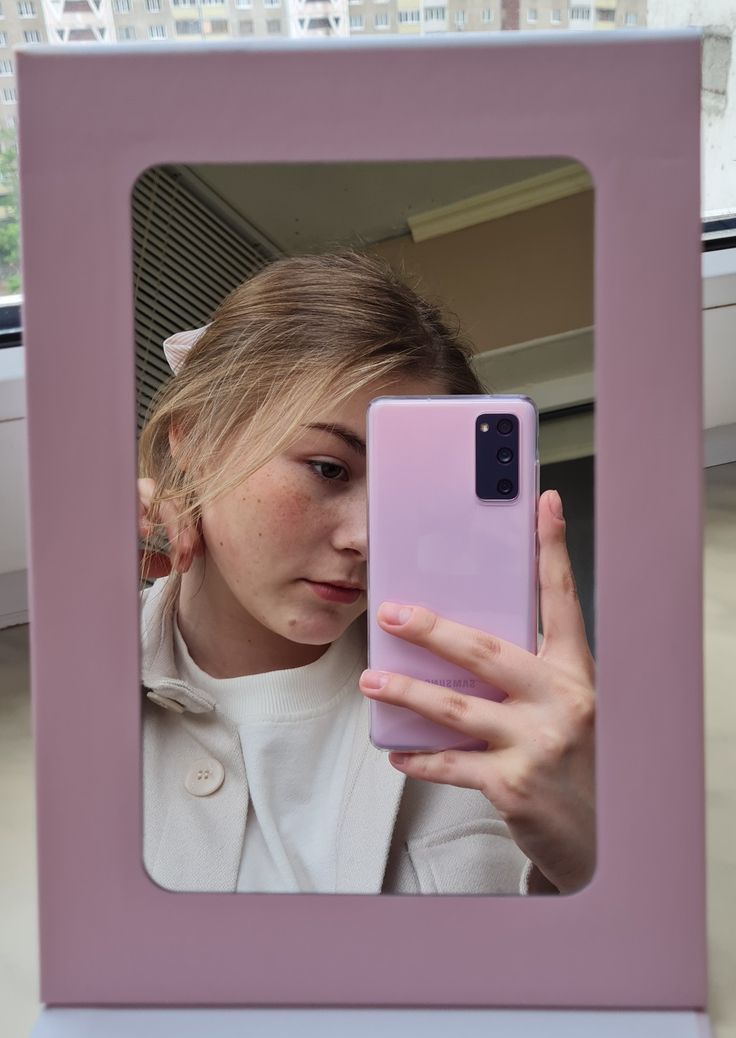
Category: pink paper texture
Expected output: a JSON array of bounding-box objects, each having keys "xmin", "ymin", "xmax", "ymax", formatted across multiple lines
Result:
[{"xmin": 18, "ymin": 33, "xmax": 705, "ymax": 1007}]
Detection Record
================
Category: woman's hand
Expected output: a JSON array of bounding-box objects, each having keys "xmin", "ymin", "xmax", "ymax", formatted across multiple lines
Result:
[
  {"xmin": 358, "ymin": 489, "xmax": 596, "ymax": 895},
  {"xmin": 138, "ymin": 477, "xmax": 203, "ymax": 581}
]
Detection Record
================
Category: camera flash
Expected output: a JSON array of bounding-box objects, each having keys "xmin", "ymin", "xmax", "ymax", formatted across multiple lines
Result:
[{"xmin": 480, "ymin": 423, "xmax": 490, "ymax": 433}]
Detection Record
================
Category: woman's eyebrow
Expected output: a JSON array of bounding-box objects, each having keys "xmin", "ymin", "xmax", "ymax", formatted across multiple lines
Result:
[{"xmin": 305, "ymin": 423, "xmax": 366, "ymax": 457}]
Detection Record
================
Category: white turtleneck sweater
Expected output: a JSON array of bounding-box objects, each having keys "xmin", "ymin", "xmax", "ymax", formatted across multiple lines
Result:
[{"xmin": 171, "ymin": 614, "xmax": 367, "ymax": 894}]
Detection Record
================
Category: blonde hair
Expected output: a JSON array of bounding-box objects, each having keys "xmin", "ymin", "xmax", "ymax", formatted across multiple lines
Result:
[{"xmin": 138, "ymin": 249, "xmax": 483, "ymax": 620}]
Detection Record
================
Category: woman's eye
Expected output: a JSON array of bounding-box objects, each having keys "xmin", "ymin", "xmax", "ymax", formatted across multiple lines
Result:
[{"xmin": 307, "ymin": 460, "xmax": 349, "ymax": 483}]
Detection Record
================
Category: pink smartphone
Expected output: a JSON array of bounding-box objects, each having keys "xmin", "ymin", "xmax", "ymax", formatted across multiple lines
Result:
[{"xmin": 367, "ymin": 395, "xmax": 539, "ymax": 752}]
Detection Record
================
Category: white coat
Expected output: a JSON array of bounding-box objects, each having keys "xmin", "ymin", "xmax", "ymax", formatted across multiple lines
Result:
[{"xmin": 140, "ymin": 578, "xmax": 536, "ymax": 895}]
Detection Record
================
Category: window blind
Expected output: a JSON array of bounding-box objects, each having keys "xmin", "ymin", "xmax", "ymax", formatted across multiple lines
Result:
[{"xmin": 132, "ymin": 165, "xmax": 280, "ymax": 435}]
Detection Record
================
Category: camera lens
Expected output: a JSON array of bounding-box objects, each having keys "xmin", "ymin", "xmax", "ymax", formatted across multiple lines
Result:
[
  {"xmin": 497, "ymin": 447, "xmax": 513, "ymax": 464},
  {"xmin": 497, "ymin": 479, "xmax": 513, "ymax": 496},
  {"xmin": 497, "ymin": 418, "xmax": 513, "ymax": 435}
]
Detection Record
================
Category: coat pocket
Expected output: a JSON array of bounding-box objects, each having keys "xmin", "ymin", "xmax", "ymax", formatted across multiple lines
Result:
[{"xmin": 406, "ymin": 817, "xmax": 529, "ymax": 895}]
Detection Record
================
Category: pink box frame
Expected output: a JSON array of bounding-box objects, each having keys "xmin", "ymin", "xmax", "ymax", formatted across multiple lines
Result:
[{"xmin": 18, "ymin": 32, "xmax": 704, "ymax": 1008}]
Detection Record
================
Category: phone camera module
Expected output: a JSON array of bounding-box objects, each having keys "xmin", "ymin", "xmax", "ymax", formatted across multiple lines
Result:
[{"xmin": 476, "ymin": 413, "xmax": 519, "ymax": 501}]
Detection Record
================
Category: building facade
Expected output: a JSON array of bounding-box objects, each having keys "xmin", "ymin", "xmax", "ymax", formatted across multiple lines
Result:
[
  {"xmin": 1, "ymin": 1, "xmax": 48, "ymax": 130},
  {"xmin": 1, "ymin": 1, "xmax": 648, "ymax": 133}
]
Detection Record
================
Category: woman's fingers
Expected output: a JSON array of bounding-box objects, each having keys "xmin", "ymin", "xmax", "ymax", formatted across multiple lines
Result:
[
  {"xmin": 387, "ymin": 747, "xmax": 501, "ymax": 794},
  {"xmin": 137, "ymin": 478, "xmax": 202, "ymax": 574},
  {"xmin": 139, "ymin": 548, "xmax": 172, "ymax": 582},
  {"xmin": 160, "ymin": 498, "xmax": 190, "ymax": 571},
  {"xmin": 374, "ymin": 603, "xmax": 545, "ymax": 702},
  {"xmin": 537, "ymin": 491, "xmax": 593, "ymax": 667},
  {"xmin": 359, "ymin": 668, "xmax": 518, "ymax": 745},
  {"xmin": 137, "ymin": 477, "xmax": 157, "ymax": 540}
]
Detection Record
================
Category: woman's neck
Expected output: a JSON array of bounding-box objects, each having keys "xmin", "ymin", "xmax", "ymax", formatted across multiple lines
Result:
[{"xmin": 175, "ymin": 558, "xmax": 329, "ymax": 679}]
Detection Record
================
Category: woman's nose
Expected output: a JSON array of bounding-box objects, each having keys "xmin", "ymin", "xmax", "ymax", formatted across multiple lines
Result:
[{"xmin": 332, "ymin": 496, "xmax": 367, "ymax": 560}]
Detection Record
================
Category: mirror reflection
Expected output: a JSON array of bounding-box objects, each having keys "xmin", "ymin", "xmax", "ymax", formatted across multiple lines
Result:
[{"xmin": 136, "ymin": 159, "xmax": 596, "ymax": 894}]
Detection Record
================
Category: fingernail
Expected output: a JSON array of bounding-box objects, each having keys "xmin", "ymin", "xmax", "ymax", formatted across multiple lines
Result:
[
  {"xmin": 360, "ymin": 669, "xmax": 389, "ymax": 690},
  {"xmin": 391, "ymin": 753, "xmax": 410, "ymax": 766},
  {"xmin": 550, "ymin": 490, "xmax": 563, "ymax": 520},
  {"xmin": 379, "ymin": 603, "xmax": 413, "ymax": 626}
]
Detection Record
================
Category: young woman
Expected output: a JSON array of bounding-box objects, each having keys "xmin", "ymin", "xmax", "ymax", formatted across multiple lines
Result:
[{"xmin": 138, "ymin": 250, "xmax": 596, "ymax": 896}]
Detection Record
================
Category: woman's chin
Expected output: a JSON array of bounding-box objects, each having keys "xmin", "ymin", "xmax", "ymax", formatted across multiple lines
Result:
[{"xmin": 280, "ymin": 610, "xmax": 358, "ymax": 646}]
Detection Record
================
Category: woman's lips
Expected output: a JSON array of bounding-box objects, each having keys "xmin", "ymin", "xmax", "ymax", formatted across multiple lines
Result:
[{"xmin": 303, "ymin": 580, "xmax": 364, "ymax": 604}]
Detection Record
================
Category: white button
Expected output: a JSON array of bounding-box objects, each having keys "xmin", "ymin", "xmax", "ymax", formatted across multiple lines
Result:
[
  {"xmin": 184, "ymin": 757, "xmax": 225, "ymax": 797},
  {"xmin": 147, "ymin": 691, "xmax": 186, "ymax": 713}
]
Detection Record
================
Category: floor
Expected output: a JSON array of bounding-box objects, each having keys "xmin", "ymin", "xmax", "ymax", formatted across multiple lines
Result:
[{"xmin": 0, "ymin": 461, "xmax": 734, "ymax": 1037}]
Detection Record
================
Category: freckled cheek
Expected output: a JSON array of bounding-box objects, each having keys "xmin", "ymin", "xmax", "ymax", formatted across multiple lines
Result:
[
  {"xmin": 273, "ymin": 488, "xmax": 311, "ymax": 526},
  {"xmin": 266, "ymin": 489, "xmax": 329, "ymax": 555},
  {"xmin": 203, "ymin": 480, "xmax": 326, "ymax": 566}
]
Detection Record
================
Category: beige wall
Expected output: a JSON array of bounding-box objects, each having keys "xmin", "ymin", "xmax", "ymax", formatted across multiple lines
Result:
[{"xmin": 369, "ymin": 189, "xmax": 594, "ymax": 353}]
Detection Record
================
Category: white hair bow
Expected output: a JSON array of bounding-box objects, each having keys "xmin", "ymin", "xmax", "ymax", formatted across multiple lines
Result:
[{"xmin": 161, "ymin": 324, "xmax": 211, "ymax": 375}]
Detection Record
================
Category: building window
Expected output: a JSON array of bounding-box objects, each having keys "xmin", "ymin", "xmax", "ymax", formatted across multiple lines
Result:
[
  {"xmin": 148, "ymin": 23, "xmax": 166, "ymax": 36},
  {"xmin": 455, "ymin": 9, "xmax": 465, "ymax": 24},
  {"xmin": 235, "ymin": 0, "xmax": 252, "ymax": 6},
  {"xmin": 348, "ymin": 0, "xmax": 362, "ymax": 4},
  {"xmin": 0, "ymin": 59, "xmax": 12, "ymax": 74},
  {"xmin": 481, "ymin": 7, "xmax": 492, "ymax": 20},
  {"xmin": 208, "ymin": 17, "xmax": 228, "ymax": 30},
  {"xmin": 113, "ymin": 0, "xmax": 131, "ymax": 10},
  {"xmin": 625, "ymin": 10, "xmax": 636, "ymax": 24},
  {"xmin": 596, "ymin": 6, "xmax": 614, "ymax": 20},
  {"xmin": 145, "ymin": 0, "xmax": 160, "ymax": 10},
  {"xmin": 0, "ymin": 5, "xmax": 4, "ymax": 18},
  {"xmin": 175, "ymin": 18, "xmax": 200, "ymax": 31},
  {"xmin": 119, "ymin": 24, "xmax": 136, "ymax": 37},
  {"xmin": 0, "ymin": 31, "xmax": 8, "ymax": 44},
  {"xmin": 23, "ymin": 28, "xmax": 41, "ymax": 40},
  {"xmin": 2, "ymin": 87, "xmax": 17, "ymax": 102},
  {"xmin": 238, "ymin": 17, "xmax": 253, "ymax": 30},
  {"xmin": 172, "ymin": 0, "xmax": 198, "ymax": 5},
  {"xmin": 526, "ymin": 7, "xmax": 537, "ymax": 21},
  {"xmin": 397, "ymin": 9, "xmax": 419, "ymax": 22},
  {"xmin": 424, "ymin": 6, "xmax": 445, "ymax": 20},
  {"xmin": 17, "ymin": 0, "xmax": 36, "ymax": 15},
  {"xmin": 551, "ymin": 7, "xmax": 560, "ymax": 21},
  {"xmin": 266, "ymin": 16, "xmax": 280, "ymax": 31},
  {"xmin": 374, "ymin": 11, "xmax": 388, "ymax": 27},
  {"xmin": 264, "ymin": 0, "xmax": 280, "ymax": 7},
  {"xmin": 349, "ymin": 13, "xmax": 362, "ymax": 27},
  {"xmin": 569, "ymin": 5, "xmax": 590, "ymax": 18},
  {"xmin": 200, "ymin": 0, "xmax": 223, "ymax": 6}
]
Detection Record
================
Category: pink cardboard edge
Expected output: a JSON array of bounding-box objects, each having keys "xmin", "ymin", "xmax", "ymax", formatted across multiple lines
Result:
[{"xmin": 17, "ymin": 32, "xmax": 706, "ymax": 1007}]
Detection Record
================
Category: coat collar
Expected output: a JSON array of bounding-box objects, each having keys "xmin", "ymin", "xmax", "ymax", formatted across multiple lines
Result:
[
  {"xmin": 141, "ymin": 576, "xmax": 407, "ymax": 892},
  {"xmin": 140, "ymin": 578, "xmax": 216, "ymax": 714}
]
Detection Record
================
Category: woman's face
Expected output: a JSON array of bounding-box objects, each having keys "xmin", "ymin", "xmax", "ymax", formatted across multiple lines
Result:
[{"xmin": 196, "ymin": 375, "xmax": 445, "ymax": 647}]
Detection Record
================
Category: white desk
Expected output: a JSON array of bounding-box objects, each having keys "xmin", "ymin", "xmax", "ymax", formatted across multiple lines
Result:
[{"xmin": 31, "ymin": 1008, "xmax": 713, "ymax": 1037}]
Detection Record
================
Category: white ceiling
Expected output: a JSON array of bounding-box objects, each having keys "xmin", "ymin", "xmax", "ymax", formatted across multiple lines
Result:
[{"xmin": 188, "ymin": 157, "xmax": 573, "ymax": 253}]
